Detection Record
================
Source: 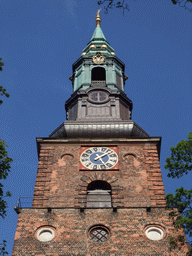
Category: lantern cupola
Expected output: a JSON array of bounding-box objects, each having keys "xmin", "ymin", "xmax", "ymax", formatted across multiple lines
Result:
[{"xmin": 71, "ymin": 10, "xmax": 127, "ymax": 93}]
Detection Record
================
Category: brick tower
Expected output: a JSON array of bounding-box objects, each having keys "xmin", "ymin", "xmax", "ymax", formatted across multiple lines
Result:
[{"xmin": 12, "ymin": 11, "xmax": 188, "ymax": 255}]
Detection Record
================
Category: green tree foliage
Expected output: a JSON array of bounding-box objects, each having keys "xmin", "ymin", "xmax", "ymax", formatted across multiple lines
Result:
[
  {"xmin": 165, "ymin": 133, "xmax": 192, "ymax": 254},
  {"xmin": 97, "ymin": 0, "xmax": 192, "ymax": 13},
  {"xmin": 0, "ymin": 240, "xmax": 8, "ymax": 255},
  {"xmin": 171, "ymin": 0, "xmax": 192, "ymax": 10},
  {"xmin": 0, "ymin": 58, "xmax": 9, "ymax": 105},
  {"xmin": 0, "ymin": 141, "xmax": 12, "ymax": 256},
  {"xmin": 0, "ymin": 140, "xmax": 12, "ymax": 218},
  {"xmin": 0, "ymin": 58, "xmax": 11, "ymax": 255},
  {"xmin": 165, "ymin": 133, "xmax": 192, "ymax": 179}
]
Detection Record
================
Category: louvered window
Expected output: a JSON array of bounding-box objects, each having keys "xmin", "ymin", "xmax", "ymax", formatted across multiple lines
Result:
[
  {"xmin": 87, "ymin": 190, "xmax": 111, "ymax": 207},
  {"xmin": 86, "ymin": 180, "xmax": 112, "ymax": 208}
]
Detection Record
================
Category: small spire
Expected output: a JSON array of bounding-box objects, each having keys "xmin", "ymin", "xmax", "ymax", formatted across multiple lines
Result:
[{"xmin": 95, "ymin": 9, "xmax": 101, "ymax": 27}]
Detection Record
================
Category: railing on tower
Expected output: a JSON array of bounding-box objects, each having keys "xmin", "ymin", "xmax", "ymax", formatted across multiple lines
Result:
[
  {"xmin": 14, "ymin": 195, "xmax": 151, "ymax": 213},
  {"xmin": 91, "ymin": 80, "xmax": 106, "ymax": 86}
]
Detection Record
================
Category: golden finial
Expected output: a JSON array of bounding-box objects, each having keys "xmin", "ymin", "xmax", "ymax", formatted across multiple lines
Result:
[{"xmin": 95, "ymin": 9, "xmax": 101, "ymax": 27}]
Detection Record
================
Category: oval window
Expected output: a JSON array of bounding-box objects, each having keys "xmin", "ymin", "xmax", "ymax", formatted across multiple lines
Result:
[
  {"xmin": 89, "ymin": 91, "xmax": 108, "ymax": 103},
  {"xmin": 36, "ymin": 227, "xmax": 55, "ymax": 242},
  {"xmin": 145, "ymin": 226, "xmax": 164, "ymax": 241}
]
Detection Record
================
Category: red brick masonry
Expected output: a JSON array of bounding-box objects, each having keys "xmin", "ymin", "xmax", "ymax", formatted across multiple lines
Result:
[{"xmin": 12, "ymin": 138, "xmax": 189, "ymax": 255}]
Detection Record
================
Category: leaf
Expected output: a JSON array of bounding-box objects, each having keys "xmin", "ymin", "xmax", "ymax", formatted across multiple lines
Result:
[{"xmin": 165, "ymin": 132, "xmax": 192, "ymax": 178}]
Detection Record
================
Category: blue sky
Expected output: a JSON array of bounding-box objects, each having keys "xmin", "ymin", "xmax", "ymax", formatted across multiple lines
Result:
[{"xmin": 0, "ymin": 0, "xmax": 191, "ymax": 254}]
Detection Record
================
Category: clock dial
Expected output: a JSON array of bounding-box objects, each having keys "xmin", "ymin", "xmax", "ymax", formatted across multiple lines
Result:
[{"xmin": 80, "ymin": 147, "xmax": 118, "ymax": 170}]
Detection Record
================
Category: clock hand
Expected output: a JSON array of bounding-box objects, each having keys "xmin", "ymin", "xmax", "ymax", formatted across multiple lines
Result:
[
  {"xmin": 95, "ymin": 154, "xmax": 105, "ymax": 165},
  {"xmin": 94, "ymin": 151, "xmax": 111, "ymax": 161}
]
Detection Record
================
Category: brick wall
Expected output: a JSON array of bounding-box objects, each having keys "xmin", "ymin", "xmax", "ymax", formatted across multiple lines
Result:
[
  {"xmin": 12, "ymin": 138, "xmax": 188, "ymax": 255},
  {"xmin": 13, "ymin": 208, "xmax": 188, "ymax": 255},
  {"xmin": 33, "ymin": 140, "xmax": 166, "ymax": 209}
]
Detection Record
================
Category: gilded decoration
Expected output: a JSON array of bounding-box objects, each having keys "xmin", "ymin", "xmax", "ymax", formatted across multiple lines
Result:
[
  {"xmin": 92, "ymin": 52, "xmax": 105, "ymax": 64},
  {"xmin": 96, "ymin": 9, "xmax": 101, "ymax": 26},
  {"xmin": 89, "ymin": 45, "xmax": 96, "ymax": 50},
  {"xmin": 101, "ymin": 44, "xmax": 107, "ymax": 49}
]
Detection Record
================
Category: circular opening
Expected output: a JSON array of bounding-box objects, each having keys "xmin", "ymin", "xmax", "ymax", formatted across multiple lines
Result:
[
  {"xmin": 89, "ymin": 225, "xmax": 109, "ymax": 242},
  {"xmin": 145, "ymin": 227, "xmax": 164, "ymax": 241},
  {"xmin": 37, "ymin": 227, "xmax": 55, "ymax": 242}
]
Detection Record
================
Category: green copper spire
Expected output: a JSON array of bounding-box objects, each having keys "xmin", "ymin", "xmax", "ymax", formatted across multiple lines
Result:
[
  {"xmin": 90, "ymin": 9, "xmax": 106, "ymax": 41},
  {"xmin": 71, "ymin": 10, "xmax": 127, "ymax": 93},
  {"xmin": 82, "ymin": 9, "xmax": 115, "ymax": 57},
  {"xmin": 90, "ymin": 26, "xmax": 106, "ymax": 41}
]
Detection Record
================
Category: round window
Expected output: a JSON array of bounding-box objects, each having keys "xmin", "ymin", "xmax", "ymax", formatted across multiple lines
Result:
[
  {"xmin": 89, "ymin": 225, "xmax": 109, "ymax": 242},
  {"xmin": 89, "ymin": 91, "xmax": 108, "ymax": 103},
  {"xmin": 36, "ymin": 227, "xmax": 55, "ymax": 242},
  {"xmin": 145, "ymin": 226, "xmax": 164, "ymax": 241}
]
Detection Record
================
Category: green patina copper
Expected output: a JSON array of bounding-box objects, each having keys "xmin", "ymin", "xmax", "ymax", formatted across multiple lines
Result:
[
  {"xmin": 71, "ymin": 12, "xmax": 127, "ymax": 93},
  {"xmin": 82, "ymin": 25, "xmax": 115, "ymax": 57},
  {"xmin": 91, "ymin": 25, "xmax": 106, "ymax": 41}
]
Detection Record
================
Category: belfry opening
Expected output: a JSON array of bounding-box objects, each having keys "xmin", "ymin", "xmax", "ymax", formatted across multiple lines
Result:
[
  {"xmin": 91, "ymin": 67, "xmax": 106, "ymax": 81},
  {"xmin": 87, "ymin": 180, "xmax": 112, "ymax": 208}
]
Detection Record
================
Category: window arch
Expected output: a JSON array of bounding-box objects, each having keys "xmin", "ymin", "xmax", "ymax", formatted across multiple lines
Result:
[
  {"xmin": 91, "ymin": 67, "xmax": 106, "ymax": 81},
  {"xmin": 87, "ymin": 180, "xmax": 112, "ymax": 208}
]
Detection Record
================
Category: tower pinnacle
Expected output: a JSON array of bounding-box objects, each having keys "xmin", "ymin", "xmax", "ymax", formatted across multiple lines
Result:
[{"xmin": 95, "ymin": 9, "xmax": 101, "ymax": 26}]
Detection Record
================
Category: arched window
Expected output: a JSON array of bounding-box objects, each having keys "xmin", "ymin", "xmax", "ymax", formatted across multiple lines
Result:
[
  {"xmin": 91, "ymin": 67, "xmax": 106, "ymax": 82},
  {"xmin": 87, "ymin": 180, "xmax": 111, "ymax": 208}
]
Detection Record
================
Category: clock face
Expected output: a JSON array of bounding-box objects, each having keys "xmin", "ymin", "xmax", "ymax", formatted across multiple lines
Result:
[{"xmin": 80, "ymin": 147, "xmax": 118, "ymax": 170}]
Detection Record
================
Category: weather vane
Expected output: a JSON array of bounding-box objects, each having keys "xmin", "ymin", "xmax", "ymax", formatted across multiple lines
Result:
[{"xmin": 95, "ymin": 9, "xmax": 101, "ymax": 26}]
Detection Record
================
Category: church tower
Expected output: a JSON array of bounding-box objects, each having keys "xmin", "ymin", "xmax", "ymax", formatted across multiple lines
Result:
[{"xmin": 12, "ymin": 11, "xmax": 188, "ymax": 255}]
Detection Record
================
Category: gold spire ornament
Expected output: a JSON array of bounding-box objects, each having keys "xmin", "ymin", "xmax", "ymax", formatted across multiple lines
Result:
[
  {"xmin": 95, "ymin": 9, "xmax": 101, "ymax": 26},
  {"xmin": 92, "ymin": 52, "xmax": 105, "ymax": 64}
]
